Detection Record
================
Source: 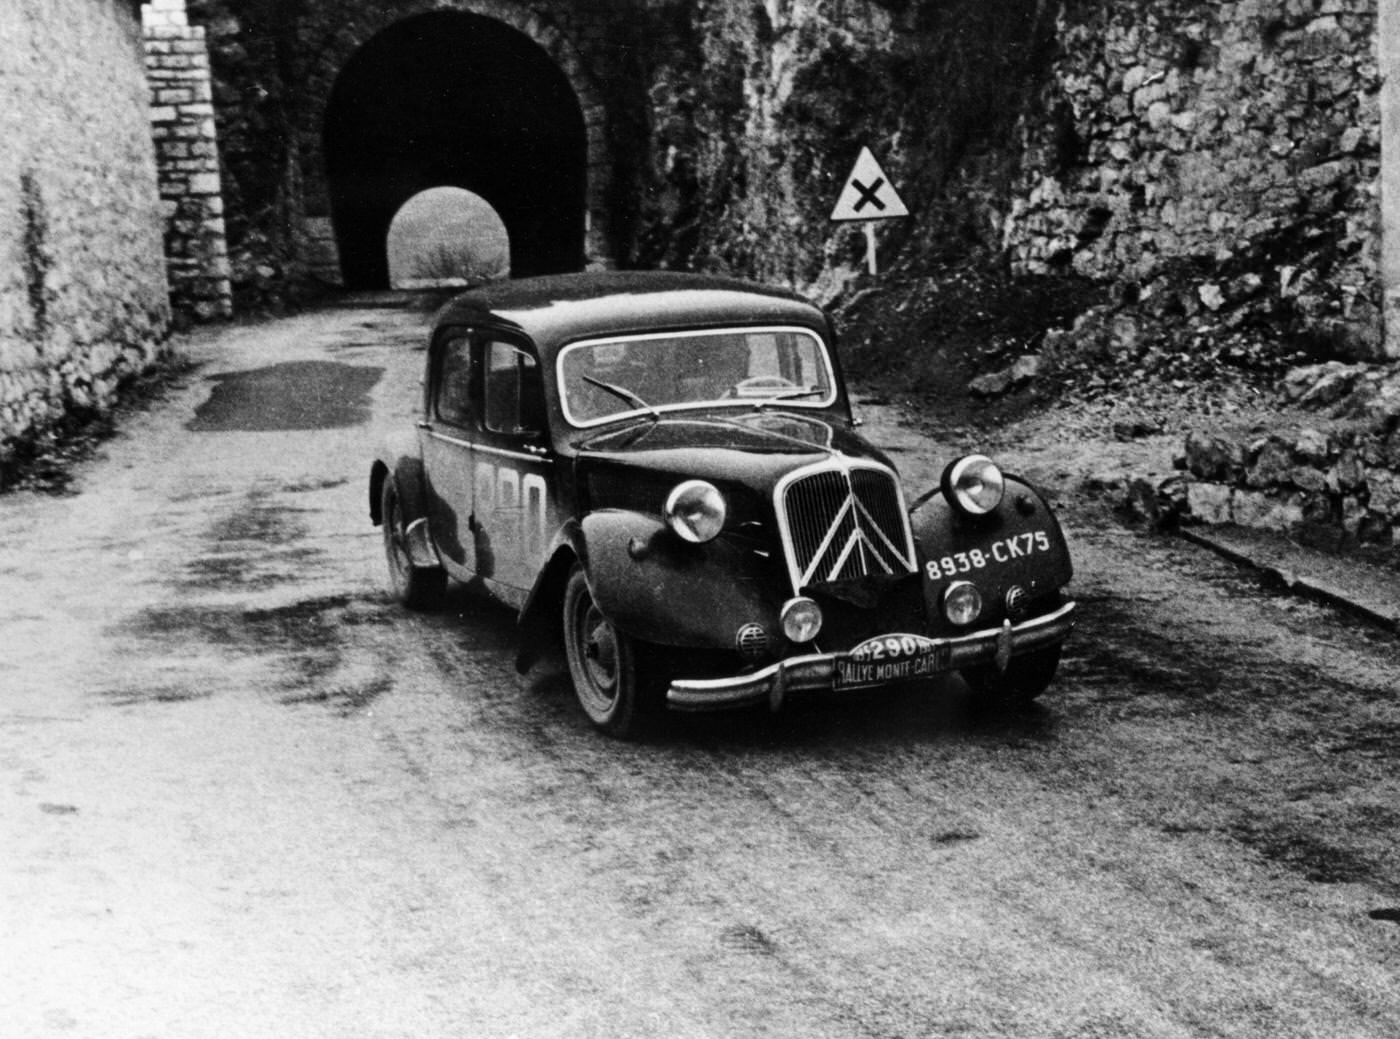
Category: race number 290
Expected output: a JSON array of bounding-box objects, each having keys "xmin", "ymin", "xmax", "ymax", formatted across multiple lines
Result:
[{"xmin": 924, "ymin": 530, "xmax": 1051, "ymax": 582}]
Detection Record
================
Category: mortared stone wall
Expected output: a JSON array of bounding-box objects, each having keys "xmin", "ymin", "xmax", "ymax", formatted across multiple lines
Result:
[{"xmin": 0, "ymin": 0, "xmax": 171, "ymax": 481}]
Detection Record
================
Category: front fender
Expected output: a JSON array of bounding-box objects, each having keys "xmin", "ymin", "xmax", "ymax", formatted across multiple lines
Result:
[
  {"xmin": 579, "ymin": 510, "xmax": 782, "ymax": 650},
  {"xmin": 514, "ymin": 524, "xmax": 584, "ymax": 673},
  {"xmin": 910, "ymin": 476, "xmax": 1072, "ymax": 624}
]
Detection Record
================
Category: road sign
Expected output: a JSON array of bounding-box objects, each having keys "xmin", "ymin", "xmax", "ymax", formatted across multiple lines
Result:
[{"xmin": 830, "ymin": 147, "xmax": 908, "ymax": 222}]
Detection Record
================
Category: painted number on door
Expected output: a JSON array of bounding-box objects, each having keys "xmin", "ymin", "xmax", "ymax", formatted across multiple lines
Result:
[{"xmin": 474, "ymin": 460, "xmax": 548, "ymax": 561}]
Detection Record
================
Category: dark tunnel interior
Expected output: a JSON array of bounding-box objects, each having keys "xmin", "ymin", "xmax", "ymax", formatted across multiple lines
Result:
[{"xmin": 323, "ymin": 11, "xmax": 588, "ymax": 289}]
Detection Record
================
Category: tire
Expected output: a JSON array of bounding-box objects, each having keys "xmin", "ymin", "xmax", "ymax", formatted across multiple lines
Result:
[
  {"xmin": 961, "ymin": 644, "xmax": 1062, "ymax": 704},
  {"xmin": 561, "ymin": 564, "xmax": 663, "ymax": 737},
  {"xmin": 381, "ymin": 479, "xmax": 446, "ymax": 610}
]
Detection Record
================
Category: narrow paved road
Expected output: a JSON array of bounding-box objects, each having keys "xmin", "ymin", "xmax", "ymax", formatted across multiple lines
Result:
[{"xmin": 3, "ymin": 305, "xmax": 1398, "ymax": 1038}]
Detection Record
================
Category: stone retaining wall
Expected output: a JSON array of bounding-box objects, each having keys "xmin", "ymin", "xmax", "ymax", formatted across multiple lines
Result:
[
  {"xmin": 1162, "ymin": 363, "xmax": 1400, "ymax": 544},
  {"xmin": 0, "ymin": 0, "xmax": 171, "ymax": 478},
  {"xmin": 143, "ymin": 0, "xmax": 232, "ymax": 321},
  {"xmin": 1005, "ymin": 0, "xmax": 1386, "ymax": 363}
]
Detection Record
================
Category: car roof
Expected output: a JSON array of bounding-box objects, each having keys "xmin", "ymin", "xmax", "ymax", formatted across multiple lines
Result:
[{"xmin": 432, "ymin": 271, "xmax": 831, "ymax": 355}]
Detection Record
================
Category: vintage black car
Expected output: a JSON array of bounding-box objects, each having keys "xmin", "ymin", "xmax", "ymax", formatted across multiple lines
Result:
[{"xmin": 370, "ymin": 271, "xmax": 1075, "ymax": 736}]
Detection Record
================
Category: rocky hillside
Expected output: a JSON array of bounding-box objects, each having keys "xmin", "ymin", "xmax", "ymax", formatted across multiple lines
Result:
[{"xmin": 192, "ymin": 0, "xmax": 1383, "ymax": 383}]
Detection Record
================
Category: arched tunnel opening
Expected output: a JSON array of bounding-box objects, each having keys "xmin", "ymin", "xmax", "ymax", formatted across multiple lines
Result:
[
  {"xmin": 387, "ymin": 187, "xmax": 510, "ymax": 288},
  {"xmin": 323, "ymin": 11, "xmax": 588, "ymax": 290}
]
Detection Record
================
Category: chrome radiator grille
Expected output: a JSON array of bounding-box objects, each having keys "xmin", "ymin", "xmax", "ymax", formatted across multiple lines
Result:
[{"xmin": 776, "ymin": 461, "xmax": 916, "ymax": 591}]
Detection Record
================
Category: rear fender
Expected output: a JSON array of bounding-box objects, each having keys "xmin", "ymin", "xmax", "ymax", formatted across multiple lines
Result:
[
  {"xmin": 910, "ymin": 476, "xmax": 1072, "ymax": 624},
  {"xmin": 369, "ymin": 431, "xmax": 428, "ymax": 522},
  {"xmin": 369, "ymin": 432, "xmax": 441, "ymax": 569}
]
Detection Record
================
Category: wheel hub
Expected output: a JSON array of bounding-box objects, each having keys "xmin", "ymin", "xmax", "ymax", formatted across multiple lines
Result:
[{"xmin": 581, "ymin": 608, "xmax": 618, "ymax": 692}]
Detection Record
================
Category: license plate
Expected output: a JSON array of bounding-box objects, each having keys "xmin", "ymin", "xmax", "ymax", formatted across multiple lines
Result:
[{"xmin": 834, "ymin": 633, "xmax": 950, "ymax": 690}]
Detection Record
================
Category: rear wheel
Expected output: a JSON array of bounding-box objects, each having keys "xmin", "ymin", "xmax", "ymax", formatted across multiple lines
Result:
[
  {"xmin": 961, "ymin": 644, "xmax": 1062, "ymax": 704},
  {"xmin": 381, "ymin": 479, "xmax": 445, "ymax": 610},
  {"xmin": 561, "ymin": 564, "xmax": 663, "ymax": 737}
]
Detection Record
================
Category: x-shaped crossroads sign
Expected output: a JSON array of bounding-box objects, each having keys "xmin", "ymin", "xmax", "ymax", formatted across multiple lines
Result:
[
  {"xmin": 830, "ymin": 146, "xmax": 908, "ymax": 222},
  {"xmin": 851, "ymin": 177, "xmax": 886, "ymax": 213}
]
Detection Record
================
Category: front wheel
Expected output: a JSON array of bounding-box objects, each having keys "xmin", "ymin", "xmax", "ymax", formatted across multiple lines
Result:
[
  {"xmin": 961, "ymin": 644, "xmax": 1062, "ymax": 704},
  {"xmin": 381, "ymin": 479, "xmax": 446, "ymax": 610},
  {"xmin": 561, "ymin": 565, "xmax": 663, "ymax": 737}
]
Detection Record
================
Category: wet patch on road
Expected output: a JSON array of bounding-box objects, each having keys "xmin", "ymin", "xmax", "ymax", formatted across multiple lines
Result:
[
  {"xmin": 114, "ymin": 594, "xmax": 391, "ymax": 648},
  {"xmin": 185, "ymin": 491, "xmax": 323, "ymax": 590},
  {"xmin": 1227, "ymin": 818, "xmax": 1380, "ymax": 886},
  {"xmin": 330, "ymin": 335, "xmax": 425, "ymax": 353},
  {"xmin": 188, "ymin": 361, "xmax": 383, "ymax": 431},
  {"xmin": 183, "ymin": 549, "xmax": 322, "ymax": 591},
  {"xmin": 204, "ymin": 493, "xmax": 310, "ymax": 545},
  {"xmin": 97, "ymin": 684, "xmax": 211, "ymax": 707},
  {"xmin": 280, "ymin": 476, "xmax": 350, "ymax": 493},
  {"xmin": 929, "ymin": 829, "xmax": 981, "ymax": 846},
  {"xmin": 280, "ymin": 676, "xmax": 395, "ymax": 714},
  {"xmin": 106, "ymin": 594, "xmax": 401, "ymax": 715},
  {"xmin": 1316, "ymin": 721, "xmax": 1400, "ymax": 758},
  {"xmin": 719, "ymin": 924, "xmax": 779, "ymax": 956},
  {"xmin": 1063, "ymin": 597, "xmax": 1216, "ymax": 702}
]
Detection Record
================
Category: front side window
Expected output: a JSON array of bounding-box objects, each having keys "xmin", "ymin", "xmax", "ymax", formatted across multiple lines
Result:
[
  {"xmin": 484, "ymin": 340, "xmax": 544, "ymax": 435},
  {"xmin": 557, "ymin": 327, "xmax": 836, "ymax": 427}
]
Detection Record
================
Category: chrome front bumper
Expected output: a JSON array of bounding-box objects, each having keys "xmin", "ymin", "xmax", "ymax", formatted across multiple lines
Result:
[{"xmin": 666, "ymin": 601, "xmax": 1076, "ymax": 712}]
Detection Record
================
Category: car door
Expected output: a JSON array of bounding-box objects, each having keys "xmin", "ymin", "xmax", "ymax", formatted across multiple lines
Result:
[
  {"xmin": 471, "ymin": 336, "xmax": 552, "ymax": 591},
  {"xmin": 421, "ymin": 327, "xmax": 478, "ymax": 574}
]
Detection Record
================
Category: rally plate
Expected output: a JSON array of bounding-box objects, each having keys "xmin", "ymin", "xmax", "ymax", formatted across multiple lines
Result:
[{"xmin": 834, "ymin": 633, "xmax": 951, "ymax": 691}]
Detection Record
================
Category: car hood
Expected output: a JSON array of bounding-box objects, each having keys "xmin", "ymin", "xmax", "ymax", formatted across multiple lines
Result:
[{"xmin": 572, "ymin": 411, "xmax": 897, "ymax": 503}]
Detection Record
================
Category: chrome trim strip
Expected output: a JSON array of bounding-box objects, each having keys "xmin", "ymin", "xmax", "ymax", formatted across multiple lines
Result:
[
  {"xmin": 822, "ymin": 527, "xmax": 863, "ymax": 585},
  {"xmin": 426, "ymin": 429, "xmax": 473, "ymax": 448},
  {"xmin": 854, "ymin": 495, "xmax": 915, "ymax": 567},
  {"xmin": 425, "ymin": 430, "xmax": 551, "ymax": 465},
  {"xmin": 666, "ymin": 601, "xmax": 1076, "ymax": 711},
  {"xmin": 472, "ymin": 442, "xmax": 553, "ymax": 464},
  {"xmin": 799, "ymin": 495, "xmax": 853, "ymax": 586}
]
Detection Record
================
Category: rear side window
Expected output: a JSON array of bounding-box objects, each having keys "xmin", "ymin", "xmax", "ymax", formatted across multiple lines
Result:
[{"xmin": 434, "ymin": 334, "xmax": 474, "ymax": 427}]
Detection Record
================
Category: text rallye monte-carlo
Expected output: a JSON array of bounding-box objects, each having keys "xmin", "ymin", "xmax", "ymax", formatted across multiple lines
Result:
[{"xmin": 369, "ymin": 271, "xmax": 1075, "ymax": 736}]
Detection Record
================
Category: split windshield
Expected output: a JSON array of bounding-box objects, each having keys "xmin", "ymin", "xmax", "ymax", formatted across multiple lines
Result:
[{"xmin": 557, "ymin": 326, "xmax": 836, "ymax": 427}]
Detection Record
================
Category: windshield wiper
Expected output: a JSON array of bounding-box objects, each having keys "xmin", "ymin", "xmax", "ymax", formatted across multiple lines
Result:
[
  {"xmin": 582, "ymin": 374, "xmax": 660, "ymax": 420},
  {"xmin": 753, "ymin": 387, "xmax": 826, "ymax": 410}
]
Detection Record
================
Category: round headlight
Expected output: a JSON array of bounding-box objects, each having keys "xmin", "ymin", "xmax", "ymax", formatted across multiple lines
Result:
[
  {"xmin": 942, "ymin": 581, "xmax": 983, "ymax": 626},
  {"xmin": 664, "ymin": 480, "xmax": 727, "ymax": 543},
  {"xmin": 780, "ymin": 597, "xmax": 823, "ymax": 643},
  {"xmin": 942, "ymin": 454, "xmax": 1005, "ymax": 517}
]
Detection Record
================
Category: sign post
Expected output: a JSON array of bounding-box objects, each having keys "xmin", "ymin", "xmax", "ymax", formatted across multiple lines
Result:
[{"xmin": 829, "ymin": 146, "xmax": 909, "ymax": 275}]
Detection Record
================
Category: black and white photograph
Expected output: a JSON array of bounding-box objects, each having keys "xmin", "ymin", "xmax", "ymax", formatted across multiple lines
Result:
[{"xmin": 2, "ymin": 0, "xmax": 1398, "ymax": 1035}]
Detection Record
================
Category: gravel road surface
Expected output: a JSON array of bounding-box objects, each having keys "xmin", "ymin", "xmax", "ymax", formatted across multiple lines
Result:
[{"xmin": 3, "ymin": 305, "xmax": 1398, "ymax": 1038}]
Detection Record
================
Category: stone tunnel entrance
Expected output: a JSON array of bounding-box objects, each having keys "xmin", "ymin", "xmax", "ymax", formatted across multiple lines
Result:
[{"xmin": 323, "ymin": 10, "xmax": 589, "ymax": 289}]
